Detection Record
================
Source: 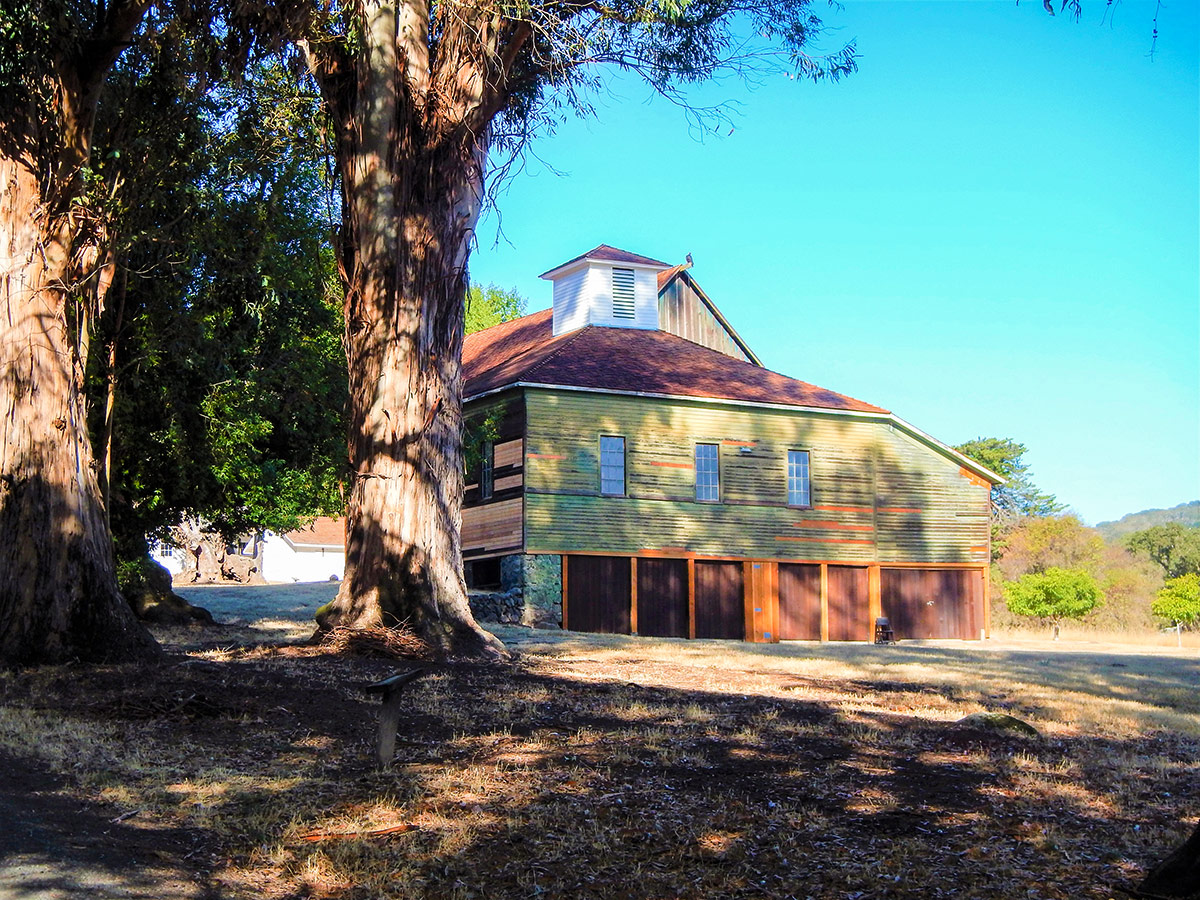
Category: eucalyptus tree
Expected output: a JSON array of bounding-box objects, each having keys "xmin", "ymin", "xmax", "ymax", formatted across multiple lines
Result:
[
  {"xmin": 0, "ymin": 0, "xmax": 167, "ymax": 663},
  {"xmin": 292, "ymin": 0, "xmax": 857, "ymax": 656}
]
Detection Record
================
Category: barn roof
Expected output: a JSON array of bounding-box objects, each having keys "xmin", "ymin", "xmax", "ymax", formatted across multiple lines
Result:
[{"xmin": 462, "ymin": 308, "xmax": 889, "ymax": 415}]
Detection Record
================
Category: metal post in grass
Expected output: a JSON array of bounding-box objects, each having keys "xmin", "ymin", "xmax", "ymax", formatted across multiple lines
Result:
[{"xmin": 364, "ymin": 669, "xmax": 426, "ymax": 766}]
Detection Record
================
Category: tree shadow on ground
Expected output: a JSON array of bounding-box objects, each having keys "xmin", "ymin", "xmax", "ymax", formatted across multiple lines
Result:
[{"xmin": 0, "ymin": 642, "xmax": 1194, "ymax": 899}]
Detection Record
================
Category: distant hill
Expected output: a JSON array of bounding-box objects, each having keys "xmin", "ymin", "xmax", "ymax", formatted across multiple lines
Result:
[{"xmin": 1096, "ymin": 501, "xmax": 1200, "ymax": 542}]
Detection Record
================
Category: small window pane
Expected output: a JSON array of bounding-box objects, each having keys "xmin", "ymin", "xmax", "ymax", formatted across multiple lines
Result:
[
  {"xmin": 600, "ymin": 435, "xmax": 625, "ymax": 496},
  {"xmin": 695, "ymin": 443, "xmax": 719, "ymax": 502},
  {"xmin": 481, "ymin": 442, "xmax": 494, "ymax": 500},
  {"xmin": 788, "ymin": 449, "xmax": 811, "ymax": 506}
]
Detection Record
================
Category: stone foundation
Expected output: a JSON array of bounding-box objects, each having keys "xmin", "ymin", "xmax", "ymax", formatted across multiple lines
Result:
[{"xmin": 468, "ymin": 553, "xmax": 562, "ymax": 628}]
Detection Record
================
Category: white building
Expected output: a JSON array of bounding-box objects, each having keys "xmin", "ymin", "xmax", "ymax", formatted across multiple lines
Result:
[{"xmin": 260, "ymin": 517, "xmax": 346, "ymax": 583}]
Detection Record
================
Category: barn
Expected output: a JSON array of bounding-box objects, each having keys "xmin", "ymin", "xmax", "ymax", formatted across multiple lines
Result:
[{"xmin": 461, "ymin": 245, "xmax": 1001, "ymax": 642}]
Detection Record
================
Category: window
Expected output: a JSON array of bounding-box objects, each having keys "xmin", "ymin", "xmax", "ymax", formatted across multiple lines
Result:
[
  {"xmin": 611, "ymin": 267, "xmax": 636, "ymax": 319},
  {"xmin": 480, "ymin": 441, "xmax": 494, "ymax": 500},
  {"xmin": 695, "ymin": 443, "xmax": 719, "ymax": 501},
  {"xmin": 787, "ymin": 449, "xmax": 811, "ymax": 507},
  {"xmin": 153, "ymin": 542, "xmax": 174, "ymax": 559},
  {"xmin": 600, "ymin": 435, "xmax": 626, "ymax": 496}
]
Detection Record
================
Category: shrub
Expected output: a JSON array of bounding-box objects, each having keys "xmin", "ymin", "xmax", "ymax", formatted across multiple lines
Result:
[
  {"xmin": 1152, "ymin": 573, "xmax": 1200, "ymax": 628},
  {"xmin": 1004, "ymin": 567, "xmax": 1102, "ymax": 639}
]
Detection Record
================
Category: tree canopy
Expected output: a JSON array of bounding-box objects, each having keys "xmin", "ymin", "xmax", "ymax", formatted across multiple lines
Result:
[
  {"xmin": 955, "ymin": 437, "xmax": 1063, "ymax": 523},
  {"xmin": 466, "ymin": 284, "xmax": 527, "ymax": 335},
  {"xmin": 1003, "ymin": 567, "xmax": 1102, "ymax": 637},
  {"xmin": 1152, "ymin": 574, "xmax": 1200, "ymax": 629},
  {"xmin": 1126, "ymin": 524, "xmax": 1200, "ymax": 580}
]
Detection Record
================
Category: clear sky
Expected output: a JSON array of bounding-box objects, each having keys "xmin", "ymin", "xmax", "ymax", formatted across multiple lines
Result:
[{"xmin": 469, "ymin": 0, "xmax": 1199, "ymax": 527}]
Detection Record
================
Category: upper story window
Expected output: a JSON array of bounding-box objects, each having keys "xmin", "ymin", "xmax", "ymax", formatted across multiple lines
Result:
[
  {"xmin": 695, "ymin": 443, "xmax": 719, "ymax": 502},
  {"xmin": 611, "ymin": 267, "xmax": 636, "ymax": 319},
  {"xmin": 600, "ymin": 435, "xmax": 626, "ymax": 496},
  {"xmin": 787, "ymin": 449, "xmax": 811, "ymax": 507},
  {"xmin": 480, "ymin": 441, "xmax": 494, "ymax": 500}
]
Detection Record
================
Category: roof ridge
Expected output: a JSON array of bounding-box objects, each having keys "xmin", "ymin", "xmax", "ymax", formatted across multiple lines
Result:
[{"xmin": 521, "ymin": 327, "xmax": 590, "ymax": 380}]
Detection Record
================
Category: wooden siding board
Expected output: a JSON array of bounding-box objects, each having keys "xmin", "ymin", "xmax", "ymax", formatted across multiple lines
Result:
[
  {"xmin": 524, "ymin": 390, "xmax": 988, "ymax": 565},
  {"xmin": 779, "ymin": 563, "xmax": 822, "ymax": 640},
  {"xmin": 880, "ymin": 568, "xmax": 985, "ymax": 640},
  {"xmin": 566, "ymin": 555, "xmax": 631, "ymax": 634},
  {"xmin": 694, "ymin": 561, "xmax": 745, "ymax": 639},
  {"xmin": 636, "ymin": 558, "xmax": 689, "ymax": 638},
  {"xmin": 658, "ymin": 277, "xmax": 753, "ymax": 363},
  {"xmin": 462, "ymin": 498, "xmax": 523, "ymax": 555},
  {"xmin": 827, "ymin": 565, "xmax": 869, "ymax": 642}
]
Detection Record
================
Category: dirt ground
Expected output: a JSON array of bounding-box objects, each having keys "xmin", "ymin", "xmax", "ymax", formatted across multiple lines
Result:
[{"xmin": 1, "ymin": 585, "xmax": 1196, "ymax": 899}]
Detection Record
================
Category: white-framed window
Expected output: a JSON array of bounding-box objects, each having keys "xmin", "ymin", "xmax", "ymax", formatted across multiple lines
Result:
[
  {"xmin": 153, "ymin": 542, "xmax": 175, "ymax": 559},
  {"xmin": 481, "ymin": 441, "xmax": 494, "ymax": 500},
  {"xmin": 600, "ymin": 435, "xmax": 626, "ymax": 496},
  {"xmin": 787, "ymin": 449, "xmax": 811, "ymax": 507},
  {"xmin": 695, "ymin": 443, "xmax": 719, "ymax": 502},
  {"xmin": 611, "ymin": 267, "xmax": 636, "ymax": 319}
]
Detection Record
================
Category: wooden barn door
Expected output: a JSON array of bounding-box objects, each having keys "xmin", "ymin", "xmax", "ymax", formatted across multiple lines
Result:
[
  {"xmin": 565, "ymin": 555, "xmax": 631, "ymax": 634},
  {"xmin": 827, "ymin": 565, "xmax": 870, "ymax": 641},
  {"xmin": 881, "ymin": 569, "xmax": 984, "ymax": 640},
  {"xmin": 636, "ymin": 558, "xmax": 689, "ymax": 638},
  {"xmin": 778, "ymin": 563, "xmax": 822, "ymax": 640},
  {"xmin": 694, "ymin": 561, "xmax": 745, "ymax": 640}
]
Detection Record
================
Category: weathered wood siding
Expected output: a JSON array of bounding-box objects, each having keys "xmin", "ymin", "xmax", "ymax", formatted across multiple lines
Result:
[
  {"xmin": 463, "ymin": 391, "xmax": 525, "ymax": 558},
  {"xmin": 778, "ymin": 563, "xmax": 821, "ymax": 640},
  {"xmin": 658, "ymin": 275, "xmax": 753, "ymax": 362},
  {"xmin": 523, "ymin": 390, "xmax": 990, "ymax": 565},
  {"xmin": 881, "ymin": 568, "xmax": 984, "ymax": 640},
  {"xmin": 694, "ymin": 561, "xmax": 744, "ymax": 639},
  {"xmin": 565, "ymin": 555, "xmax": 630, "ymax": 634},
  {"xmin": 636, "ymin": 557, "xmax": 689, "ymax": 638}
]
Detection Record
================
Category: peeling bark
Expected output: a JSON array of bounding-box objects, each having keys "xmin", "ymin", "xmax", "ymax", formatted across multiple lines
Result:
[
  {"xmin": 1, "ymin": 154, "xmax": 158, "ymax": 664},
  {"xmin": 0, "ymin": 4, "xmax": 159, "ymax": 664},
  {"xmin": 306, "ymin": 0, "xmax": 510, "ymax": 658}
]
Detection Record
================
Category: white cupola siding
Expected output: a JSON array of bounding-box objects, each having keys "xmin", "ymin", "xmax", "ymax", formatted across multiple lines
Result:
[{"xmin": 542, "ymin": 247, "xmax": 670, "ymax": 336}]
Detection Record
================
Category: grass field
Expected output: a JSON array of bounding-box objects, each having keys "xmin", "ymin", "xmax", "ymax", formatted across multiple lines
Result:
[{"xmin": 0, "ymin": 616, "xmax": 1196, "ymax": 899}]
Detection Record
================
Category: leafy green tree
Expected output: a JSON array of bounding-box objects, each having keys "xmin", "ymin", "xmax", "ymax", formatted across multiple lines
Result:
[
  {"xmin": 466, "ymin": 284, "xmax": 527, "ymax": 335},
  {"xmin": 956, "ymin": 437, "xmax": 1064, "ymax": 523},
  {"xmin": 89, "ymin": 53, "xmax": 346, "ymax": 585},
  {"xmin": 1152, "ymin": 574, "xmax": 1200, "ymax": 629},
  {"xmin": 1004, "ymin": 567, "xmax": 1102, "ymax": 639},
  {"xmin": 292, "ymin": 0, "xmax": 858, "ymax": 656},
  {"xmin": 1126, "ymin": 524, "xmax": 1200, "ymax": 579}
]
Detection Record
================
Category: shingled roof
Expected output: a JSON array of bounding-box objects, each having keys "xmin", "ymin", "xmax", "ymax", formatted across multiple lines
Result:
[
  {"xmin": 462, "ymin": 309, "xmax": 888, "ymax": 414},
  {"xmin": 539, "ymin": 244, "xmax": 671, "ymax": 278}
]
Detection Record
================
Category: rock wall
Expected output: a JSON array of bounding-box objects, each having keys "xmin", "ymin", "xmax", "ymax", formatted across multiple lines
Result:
[{"xmin": 469, "ymin": 553, "xmax": 562, "ymax": 628}]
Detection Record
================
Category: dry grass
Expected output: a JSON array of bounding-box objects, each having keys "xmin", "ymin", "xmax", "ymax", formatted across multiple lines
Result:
[{"xmin": 0, "ymin": 625, "xmax": 1196, "ymax": 899}]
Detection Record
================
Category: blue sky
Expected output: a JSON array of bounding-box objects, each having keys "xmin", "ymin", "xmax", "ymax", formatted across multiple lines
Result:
[{"xmin": 469, "ymin": 0, "xmax": 1199, "ymax": 526}]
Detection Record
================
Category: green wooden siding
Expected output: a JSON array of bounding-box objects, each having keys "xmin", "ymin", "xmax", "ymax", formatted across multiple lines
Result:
[{"xmin": 523, "ymin": 389, "xmax": 989, "ymax": 564}]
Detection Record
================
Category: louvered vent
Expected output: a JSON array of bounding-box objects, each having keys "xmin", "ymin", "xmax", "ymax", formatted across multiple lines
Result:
[{"xmin": 611, "ymin": 267, "xmax": 636, "ymax": 319}]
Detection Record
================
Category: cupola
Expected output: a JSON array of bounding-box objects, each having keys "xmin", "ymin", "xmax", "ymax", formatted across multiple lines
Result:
[{"xmin": 539, "ymin": 244, "xmax": 672, "ymax": 336}]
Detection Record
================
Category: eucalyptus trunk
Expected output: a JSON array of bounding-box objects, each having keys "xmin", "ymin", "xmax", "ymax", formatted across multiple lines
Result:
[
  {"xmin": 0, "ymin": 109, "xmax": 158, "ymax": 663},
  {"xmin": 308, "ymin": 0, "xmax": 508, "ymax": 657}
]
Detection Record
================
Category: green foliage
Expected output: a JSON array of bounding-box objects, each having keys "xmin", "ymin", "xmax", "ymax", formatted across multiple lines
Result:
[
  {"xmin": 465, "ymin": 283, "xmax": 527, "ymax": 334},
  {"xmin": 1004, "ymin": 567, "xmax": 1102, "ymax": 628},
  {"xmin": 463, "ymin": 405, "xmax": 505, "ymax": 480},
  {"xmin": 955, "ymin": 437, "xmax": 1063, "ymax": 523},
  {"xmin": 87, "ymin": 48, "xmax": 346, "ymax": 561},
  {"xmin": 1125, "ymin": 524, "xmax": 1200, "ymax": 579},
  {"xmin": 1152, "ymin": 574, "xmax": 1200, "ymax": 628}
]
